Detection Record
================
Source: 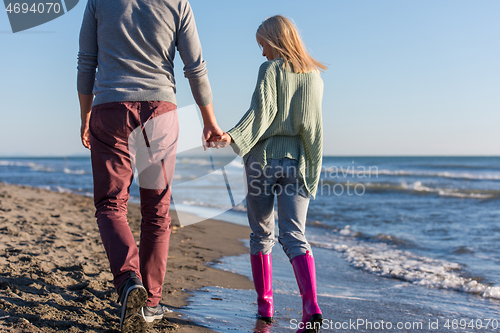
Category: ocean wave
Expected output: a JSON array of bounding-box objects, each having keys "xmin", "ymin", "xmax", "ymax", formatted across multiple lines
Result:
[
  {"xmin": 0, "ymin": 160, "xmax": 33, "ymax": 167},
  {"xmin": 0, "ymin": 160, "xmax": 55, "ymax": 172},
  {"xmin": 322, "ymin": 167, "xmax": 500, "ymax": 182},
  {"xmin": 310, "ymin": 227, "xmax": 500, "ymax": 300},
  {"xmin": 0, "ymin": 160, "xmax": 91, "ymax": 175},
  {"xmin": 63, "ymin": 167, "xmax": 88, "ymax": 175},
  {"xmin": 452, "ymin": 246, "xmax": 475, "ymax": 255},
  {"xmin": 54, "ymin": 186, "xmax": 74, "ymax": 193},
  {"xmin": 318, "ymin": 180, "xmax": 500, "ymax": 199},
  {"xmin": 379, "ymin": 181, "xmax": 498, "ymax": 199},
  {"xmin": 173, "ymin": 174, "xmax": 197, "ymax": 180},
  {"xmin": 177, "ymin": 199, "xmax": 246, "ymax": 212},
  {"xmin": 417, "ymin": 163, "xmax": 500, "ymax": 171},
  {"xmin": 38, "ymin": 185, "xmax": 91, "ymax": 195},
  {"xmin": 176, "ymin": 157, "xmax": 243, "ymax": 170},
  {"xmin": 308, "ymin": 222, "xmax": 414, "ymax": 247},
  {"xmin": 177, "ymin": 158, "xmax": 212, "ymax": 166},
  {"xmin": 377, "ymin": 169, "xmax": 500, "ymax": 181}
]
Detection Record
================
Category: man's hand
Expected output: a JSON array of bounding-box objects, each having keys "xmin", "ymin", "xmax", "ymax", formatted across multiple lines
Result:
[
  {"xmin": 198, "ymin": 101, "xmax": 223, "ymax": 151},
  {"xmin": 207, "ymin": 132, "xmax": 232, "ymax": 149},
  {"xmin": 78, "ymin": 93, "xmax": 93, "ymax": 150},
  {"xmin": 81, "ymin": 122, "xmax": 91, "ymax": 150},
  {"xmin": 202, "ymin": 123, "xmax": 223, "ymax": 150}
]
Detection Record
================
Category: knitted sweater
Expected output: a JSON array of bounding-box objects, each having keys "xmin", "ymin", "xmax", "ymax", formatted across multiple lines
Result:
[
  {"xmin": 227, "ymin": 59, "xmax": 324, "ymax": 198},
  {"xmin": 77, "ymin": 0, "xmax": 212, "ymax": 107}
]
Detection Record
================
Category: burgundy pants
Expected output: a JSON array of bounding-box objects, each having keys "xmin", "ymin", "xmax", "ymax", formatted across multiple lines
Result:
[{"xmin": 89, "ymin": 101, "xmax": 178, "ymax": 307}]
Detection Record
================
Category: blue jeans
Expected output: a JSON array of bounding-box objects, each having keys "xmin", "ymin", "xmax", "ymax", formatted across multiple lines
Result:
[{"xmin": 245, "ymin": 156, "xmax": 312, "ymax": 260}]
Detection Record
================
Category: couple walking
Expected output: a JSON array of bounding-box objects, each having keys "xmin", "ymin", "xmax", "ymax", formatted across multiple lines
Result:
[{"xmin": 77, "ymin": 0, "xmax": 326, "ymax": 332}]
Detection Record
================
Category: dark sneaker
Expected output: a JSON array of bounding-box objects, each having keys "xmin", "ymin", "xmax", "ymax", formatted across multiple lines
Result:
[
  {"xmin": 142, "ymin": 304, "xmax": 171, "ymax": 323},
  {"xmin": 117, "ymin": 272, "xmax": 148, "ymax": 333}
]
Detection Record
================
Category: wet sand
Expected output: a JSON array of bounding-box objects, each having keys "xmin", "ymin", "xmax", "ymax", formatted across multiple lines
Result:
[{"xmin": 0, "ymin": 183, "xmax": 253, "ymax": 332}]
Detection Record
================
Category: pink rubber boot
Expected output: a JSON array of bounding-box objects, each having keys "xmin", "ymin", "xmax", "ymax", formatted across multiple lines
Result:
[
  {"xmin": 291, "ymin": 251, "xmax": 323, "ymax": 333},
  {"xmin": 250, "ymin": 252, "xmax": 274, "ymax": 322}
]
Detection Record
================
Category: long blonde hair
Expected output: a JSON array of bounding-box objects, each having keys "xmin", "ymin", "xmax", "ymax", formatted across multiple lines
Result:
[{"xmin": 256, "ymin": 15, "xmax": 327, "ymax": 74}]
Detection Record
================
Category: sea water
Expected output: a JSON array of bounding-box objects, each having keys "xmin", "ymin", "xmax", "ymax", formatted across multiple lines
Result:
[
  {"xmin": 182, "ymin": 245, "xmax": 500, "ymax": 332},
  {"xmin": 1, "ymin": 156, "xmax": 500, "ymax": 331}
]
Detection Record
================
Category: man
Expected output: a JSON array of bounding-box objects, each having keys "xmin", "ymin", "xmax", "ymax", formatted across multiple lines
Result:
[{"xmin": 77, "ymin": 0, "xmax": 221, "ymax": 331}]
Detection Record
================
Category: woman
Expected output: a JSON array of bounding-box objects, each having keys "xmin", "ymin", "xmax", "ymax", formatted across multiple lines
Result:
[{"xmin": 215, "ymin": 15, "xmax": 326, "ymax": 333}]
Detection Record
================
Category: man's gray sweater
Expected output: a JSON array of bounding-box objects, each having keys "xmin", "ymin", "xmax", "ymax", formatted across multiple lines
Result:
[{"xmin": 77, "ymin": 0, "xmax": 212, "ymax": 107}]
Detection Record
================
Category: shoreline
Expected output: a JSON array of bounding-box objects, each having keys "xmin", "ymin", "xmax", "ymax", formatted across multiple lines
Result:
[{"xmin": 0, "ymin": 182, "xmax": 253, "ymax": 332}]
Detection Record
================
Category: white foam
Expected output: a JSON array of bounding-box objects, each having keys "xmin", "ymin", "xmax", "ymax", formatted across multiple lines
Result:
[
  {"xmin": 316, "ymin": 293, "xmax": 369, "ymax": 301},
  {"xmin": 0, "ymin": 160, "xmax": 60, "ymax": 173},
  {"xmin": 342, "ymin": 180, "xmax": 500, "ymax": 199},
  {"xmin": 63, "ymin": 167, "xmax": 87, "ymax": 175},
  {"xmin": 0, "ymin": 160, "xmax": 33, "ymax": 167},
  {"xmin": 339, "ymin": 225, "xmax": 353, "ymax": 236},
  {"xmin": 399, "ymin": 181, "xmax": 495, "ymax": 199},
  {"xmin": 54, "ymin": 186, "xmax": 73, "ymax": 193},
  {"xmin": 323, "ymin": 167, "xmax": 500, "ymax": 181},
  {"xmin": 311, "ymin": 227, "xmax": 500, "ymax": 300},
  {"xmin": 177, "ymin": 158, "xmax": 211, "ymax": 166}
]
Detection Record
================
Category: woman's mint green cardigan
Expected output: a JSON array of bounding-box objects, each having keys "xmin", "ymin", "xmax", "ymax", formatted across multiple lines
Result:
[{"xmin": 227, "ymin": 59, "xmax": 324, "ymax": 198}]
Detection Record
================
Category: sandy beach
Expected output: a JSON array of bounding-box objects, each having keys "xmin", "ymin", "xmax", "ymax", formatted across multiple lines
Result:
[{"xmin": 0, "ymin": 182, "xmax": 253, "ymax": 332}]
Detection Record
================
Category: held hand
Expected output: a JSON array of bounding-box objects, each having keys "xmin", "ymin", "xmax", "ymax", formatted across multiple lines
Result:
[
  {"xmin": 80, "ymin": 122, "xmax": 91, "ymax": 150},
  {"xmin": 202, "ymin": 123, "xmax": 224, "ymax": 151},
  {"xmin": 207, "ymin": 132, "xmax": 232, "ymax": 149}
]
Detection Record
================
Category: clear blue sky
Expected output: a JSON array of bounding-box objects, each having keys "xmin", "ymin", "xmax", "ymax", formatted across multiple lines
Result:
[{"xmin": 1, "ymin": 0, "xmax": 499, "ymax": 156}]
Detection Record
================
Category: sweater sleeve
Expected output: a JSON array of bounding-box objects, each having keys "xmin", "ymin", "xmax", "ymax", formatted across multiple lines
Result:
[
  {"xmin": 227, "ymin": 62, "xmax": 278, "ymax": 157},
  {"xmin": 77, "ymin": 0, "xmax": 98, "ymax": 95},
  {"xmin": 176, "ymin": 1, "xmax": 212, "ymax": 107}
]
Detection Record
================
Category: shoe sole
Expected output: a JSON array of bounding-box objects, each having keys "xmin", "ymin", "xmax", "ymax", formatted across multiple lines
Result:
[
  {"xmin": 120, "ymin": 286, "xmax": 148, "ymax": 333},
  {"xmin": 122, "ymin": 311, "xmax": 148, "ymax": 333},
  {"xmin": 257, "ymin": 315, "xmax": 273, "ymax": 324},
  {"xmin": 144, "ymin": 312, "xmax": 164, "ymax": 323},
  {"xmin": 304, "ymin": 314, "xmax": 323, "ymax": 333}
]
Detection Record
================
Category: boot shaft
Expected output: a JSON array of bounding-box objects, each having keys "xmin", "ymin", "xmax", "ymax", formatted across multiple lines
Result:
[
  {"xmin": 291, "ymin": 251, "xmax": 322, "ymax": 318},
  {"xmin": 250, "ymin": 252, "xmax": 274, "ymax": 319}
]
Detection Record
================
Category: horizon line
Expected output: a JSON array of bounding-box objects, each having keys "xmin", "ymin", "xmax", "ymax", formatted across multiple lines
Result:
[{"xmin": 1, "ymin": 154, "xmax": 499, "ymax": 159}]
